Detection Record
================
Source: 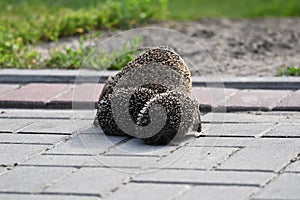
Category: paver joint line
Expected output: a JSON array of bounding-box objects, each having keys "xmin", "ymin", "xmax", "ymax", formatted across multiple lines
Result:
[{"xmin": 130, "ymin": 180, "xmax": 261, "ymax": 187}]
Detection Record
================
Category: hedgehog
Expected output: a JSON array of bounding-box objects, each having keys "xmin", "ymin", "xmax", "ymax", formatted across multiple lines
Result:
[{"xmin": 94, "ymin": 46, "xmax": 201, "ymax": 145}]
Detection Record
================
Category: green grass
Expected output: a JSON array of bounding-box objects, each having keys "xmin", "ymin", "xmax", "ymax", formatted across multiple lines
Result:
[
  {"xmin": 277, "ymin": 65, "xmax": 300, "ymax": 76},
  {"xmin": 1, "ymin": 0, "xmax": 300, "ymax": 70},
  {"xmin": 0, "ymin": 0, "xmax": 167, "ymax": 69},
  {"xmin": 167, "ymin": 0, "xmax": 300, "ymax": 20}
]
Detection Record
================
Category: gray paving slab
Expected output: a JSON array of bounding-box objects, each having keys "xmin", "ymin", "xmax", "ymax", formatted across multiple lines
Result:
[
  {"xmin": 191, "ymin": 137, "xmax": 253, "ymax": 147},
  {"xmin": 0, "ymin": 118, "xmax": 34, "ymax": 133},
  {"xmin": 284, "ymin": 160, "xmax": 300, "ymax": 173},
  {"xmin": 0, "ymin": 109, "xmax": 74, "ymax": 119},
  {"xmin": 22, "ymin": 154, "xmax": 96, "ymax": 167},
  {"xmin": 72, "ymin": 110, "xmax": 97, "ymax": 120},
  {"xmin": 191, "ymin": 137, "xmax": 300, "ymax": 148},
  {"xmin": 0, "ymin": 110, "xmax": 299, "ymax": 200},
  {"xmin": 175, "ymin": 185, "xmax": 255, "ymax": 200},
  {"xmin": 23, "ymin": 154, "xmax": 159, "ymax": 171},
  {"xmin": 200, "ymin": 123, "xmax": 274, "ymax": 137},
  {"xmin": 89, "ymin": 155, "xmax": 159, "ymax": 171},
  {"xmin": 156, "ymin": 146, "xmax": 239, "ymax": 170},
  {"xmin": 45, "ymin": 167, "xmax": 131, "ymax": 196},
  {"xmin": 0, "ymin": 133, "xmax": 68, "ymax": 144},
  {"xmin": 0, "ymin": 166, "xmax": 73, "ymax": 193},
  {"xmin": 0, "ymin": 144, "xmax": 49, "ymax": 165},
  {"xmin": 18, "ymin": 119, "xmax": 91, "ymax": 134},
  {"xmin": 218, "ymin": 144, "xmax": 300, "ymax": 172},
  {"xmin": 46, "ymin": 133, "xmax": 126, "ymax": 155},
  {"xmin": 104, "ymin": 138, "xmax": 177, "ymax": 157},
  {"xmin": 253, "ymin": 173, "xmax": 300, "ymax": 200},
  {"xmin": 133, "ymin": 169, "xmax": 274, "ymax": 186},
  {"xmin": 202, "ymin": 112, "xmax": 300, "ymax": 123},
  {"xmin": 263, "ymin": 123, "xmax": 300, "ymax": 137},
  {"xmin": 0, "ymin": 194, "xmax": 99, "ymax": 200},
  {"xmin": 105, "ymin": 183, "xmax": 189, "ymax": 200}
]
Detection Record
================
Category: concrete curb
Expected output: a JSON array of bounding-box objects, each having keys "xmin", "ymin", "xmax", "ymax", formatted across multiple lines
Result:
[{"xmin": 1, "ymin": 69, "xmax": 300, "ymax": 89}]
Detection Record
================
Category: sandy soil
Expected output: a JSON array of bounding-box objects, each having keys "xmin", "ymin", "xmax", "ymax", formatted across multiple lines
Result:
[{"xmin": 36, "ymin": 18, "xmax": 300, "ymax": 77}]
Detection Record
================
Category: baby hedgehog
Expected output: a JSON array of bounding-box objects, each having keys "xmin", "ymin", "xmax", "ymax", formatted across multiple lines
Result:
[{"xmin": 94, "ymin": 46, "xmax": 201, "ymax": 145}]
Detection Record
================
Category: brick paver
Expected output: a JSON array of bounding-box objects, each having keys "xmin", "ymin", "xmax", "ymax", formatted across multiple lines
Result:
[
  {"xmin": 274, "ymin": 90, "xmax": 300, "ymax": 111},
  {"xmin": 0, "ymin": 83, "xmax": 299, "ymax": 111},
  {"xmin": 0, "ymin": 84, "xmax": 71, "ymax": 108},
  {"xmin": 50, "ymin": 84, "xmax": 103, "ymax": 109},
  {"xmin": 225, "ymin": 89, "xmax": 292, "ymax": 111},
  {"xmin": 192, "ymin": 87, "xmax": 238, "ymax": 111},
  {"xmin": 0, "ymin": 84, "xmax": 19, "ymax": 98}
]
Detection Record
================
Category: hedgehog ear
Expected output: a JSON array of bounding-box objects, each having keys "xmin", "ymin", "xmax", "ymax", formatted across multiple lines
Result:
[
  {"xmin": 93, "ymin": 118, "xmax": 100, "ymax": 127},
  {"xmin": 99, "ymin": 76, "xmax": 115, "ymax": 100}
]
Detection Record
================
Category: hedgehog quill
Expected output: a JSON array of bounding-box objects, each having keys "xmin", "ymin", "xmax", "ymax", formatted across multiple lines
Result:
[{"xmin": 94, "ymin": 46, "xmax": 201, "ymax": 145}]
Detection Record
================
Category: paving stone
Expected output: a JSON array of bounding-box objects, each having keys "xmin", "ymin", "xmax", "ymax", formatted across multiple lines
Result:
[
  {"xmin": 0, "ymin": 133, "xmax": 68, "ymax": 144},
  {"xmin": 192, "ymin": 87, "xmax": 238, "ymax": 108},
  {"xmin": 46, "ymin": 133, "xmax": 126, "ymax": 155},
  {"xmin": 175, "ymin": 185, "xmax": 255, "ymax": 200},
  {"xmin": 0, "ymin": 144, "xmax": 48, "ymax": 165},
  {"xmin": 23, "ymin": 154, "xmax": 97, "ymax": 167},
  {"xmin": 133, "ymin": 169, "xmax": 273, "ymax": 186},
  {"xmin": 200, "ymin": 123, "xmax": 274, "ymax": 137},
  {"xmin": 202, "ymin": 112, "xmax": 300, "ymax": 123},
  {"xmin": 218, "ymin": 144, "xmax": 300, "ymax": 172},
  {"xmin": 0, "ymin": 84, "xmax": 19, "ymax": 98},
  {"xmin": 191, "ymin": 136, "xmax": 252, "ymax": 147},
  {"xmin": 156, "ymin": 146, "xmax": 239, "ymax": 170},
  {"xmin": 0, "ymin": 83, "xmax": 71, "ymax": 107},
  {"xmin": 89, "ymin": 155, "xmax": 159, "ymax": 171},
  {"xmin": 274, "ymin": 90, "xmax": 300, "ymax": 111},
  {"xmin": 253, "ymin": 173, "xmax": 300, "ymax": 200},
  {"xmin": 0, "ymin": 166, "xmax": 73, "ymax": 193},
  {"xmin": 262, "ymin": 123, "xmax": 300, "ymax": 137},
  {"xmin": 284, "ymin": 160, "xmax": 300, "ymax": 172},
  {"xmin": 45, "ymin": 167, "xmax": 131, "ymax": 196},
  {"xmin": 52, "ymin": 84, "xmax": 103, "ymax": 103},
  {"xmin": 0, "ymin": 118, "xmax": 35, "ymax": 133},
  {"xmin": 18, "ymin": 119, "xmax": 91, "ymax": 134},
  {"xmin": 0, "ymin": 109, "xmax": 299, "ymax": 199},
  {"xmin": 72, "ymin": 110, "xmax": 96, "ymax": 120},
  {"xmin": 23, "ymin": 154, "xmax": 158, "ymax": 170},
  {"xmin": 0, "ymin": 194, "xmax": 99, "ymax": 200},
  {"xmin": 105, "ymin": 138, "xmax": 177, "ymax": 157},
  {"xmin": 225, "ymin": 90, "xmax": 292, "ymax": 111},
  {"xmin": 191, "ymin": 137, "xmax": 300, "ymax": 148},
  {"xmin": 0, "ymin": 109, "xmax": 74, "ymax": 119},
  {"xmin": 105, "ymin": 183, "xmax": 189, "ymax": 200}
]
